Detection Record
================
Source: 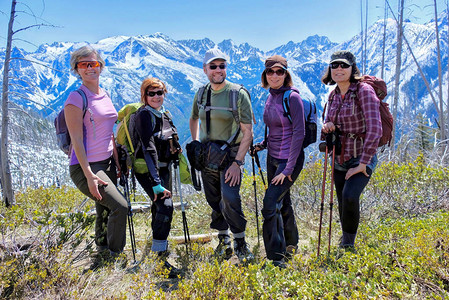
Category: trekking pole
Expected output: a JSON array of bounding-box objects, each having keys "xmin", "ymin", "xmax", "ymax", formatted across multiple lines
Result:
[
  {"xmin": 250, "ymin": 145, "xmax": 261, "ymax": 247},
  {"xmin": 317, "ymin": 144, "xmax": 329, "ymax": 257},
  {"xmin": 254, "ymin": 151, "xmax": 267, "ymax": 190},
  {"xmin": 327, "ymin": 144, "xmax": 336, "ymax": 255},
  {"xmin": 174, "ymin": 160, "xmax": 191, "ymax": 253},
  {"xmin": 121, "ymin": 174, "xmax": 137, "ymax": 263}
]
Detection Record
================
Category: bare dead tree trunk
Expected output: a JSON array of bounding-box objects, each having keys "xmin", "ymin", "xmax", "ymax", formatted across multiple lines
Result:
[
  {"xmin": 364, "ymin": 0, "xmax": 369, "ymax": 73},
  {"xmin": 1, "ymin": 0, "xmax": 16, "ymax": 207},
  {"xmin": 391, "ymin": 0, "xmax": 404, "ymax": 148},
  {"xmin": 434, "ymin": 0, "xmax": 445, "ymax": 143},
  {"xmin": 387, "ymin": 0, "xmax": 440, "ymax": 117},
  {"xmin": 381, "ymin": 0, "xmax": 388, "ymax": 79},
  {"xmin": 360, "ymin": 0, "xmax": 365, "ymax": 73},
  {"xmin": 447, "ymin": 0, "xmax": 449, "ymax": 139}
]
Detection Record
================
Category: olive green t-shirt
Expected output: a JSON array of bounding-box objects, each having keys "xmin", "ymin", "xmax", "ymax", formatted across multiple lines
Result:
[{"xmin": 191, "ymin": 81, "xmax": 253, "ymax": 143}]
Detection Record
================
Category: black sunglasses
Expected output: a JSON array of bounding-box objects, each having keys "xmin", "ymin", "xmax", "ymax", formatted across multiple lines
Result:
[
  {"xmin": 146, "ymin": 90, "xmax": 164, "ymax": 97},
  {"xmin": 330, "ymin": 62, "xmax": 351, "ymax": 69},
  {"xmin": 209, "ymin": 64, "xmax": 226, "ymax": 70},
  {"xmin": 266, "ymin": 68, "xmax": 286, "ymax": 76}
]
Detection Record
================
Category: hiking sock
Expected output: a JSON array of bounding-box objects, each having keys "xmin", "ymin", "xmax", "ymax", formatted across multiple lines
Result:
[{"xmin": 152, "ymin": 239, "xmax": 168, "ymax": 253}]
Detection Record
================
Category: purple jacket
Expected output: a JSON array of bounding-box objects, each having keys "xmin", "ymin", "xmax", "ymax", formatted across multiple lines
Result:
[{"xmin": 263, "ymin": 86, "xmax": 305, "ymax": 176}]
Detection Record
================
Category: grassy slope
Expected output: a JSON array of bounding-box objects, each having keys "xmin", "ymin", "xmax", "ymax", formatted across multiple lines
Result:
[{"xmin": 0, "ymin": 155, "xmax": 448, "ymax": 299}]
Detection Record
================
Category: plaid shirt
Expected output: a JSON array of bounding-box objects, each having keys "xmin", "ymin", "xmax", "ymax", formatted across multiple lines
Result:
[{"xmin": 324, "ymin": 82, "xmax": 382, "ymax": 164}]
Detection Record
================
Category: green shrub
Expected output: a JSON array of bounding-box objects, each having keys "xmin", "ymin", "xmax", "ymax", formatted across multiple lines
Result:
[{"xmin": 1, "ymin": 157, "xmax": 448, "ymax": 299}]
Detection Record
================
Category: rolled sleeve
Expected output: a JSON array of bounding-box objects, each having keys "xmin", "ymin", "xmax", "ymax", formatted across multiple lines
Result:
[
  {"xmin": 238, "ymin": 89, "xmax": 253, "ymax": 124},
  {"xmin": 191, "ymin": 92, "xmax": 200, "ymax": 120}
]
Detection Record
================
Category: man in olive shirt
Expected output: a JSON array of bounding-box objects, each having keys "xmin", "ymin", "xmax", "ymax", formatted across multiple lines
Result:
[{"xmin": 189, "ymin": 48, "xmax": 254, "ymax": 263}]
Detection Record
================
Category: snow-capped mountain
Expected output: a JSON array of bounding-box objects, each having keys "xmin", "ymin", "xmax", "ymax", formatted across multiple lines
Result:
[{"xmin": 1, "ymin": 11, "xmax": 448, "ymax": 189}]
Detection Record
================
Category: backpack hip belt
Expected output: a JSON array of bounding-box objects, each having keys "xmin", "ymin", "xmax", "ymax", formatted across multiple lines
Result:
[
  {"xmin": 339, "ymin": 131, "xmax": 365, "ymax": 164},
  {"xmin": 158, "ymin": 161, "xmax": 169, "ymax": 168}
]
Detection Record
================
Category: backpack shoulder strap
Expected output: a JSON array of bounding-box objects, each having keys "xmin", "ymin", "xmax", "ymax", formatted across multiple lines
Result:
[
  {"xmin": 229, "ymin": 83, "xmax": 247, "ymax": 125},
  {"xmin": 306, "ymin": 100, "xmax": 314, "ymax": 120},
  {"xmin": 75, "ymin": 88, "xmax": 96, "ymax": 139},
  {"xmin": 75, "ymin": 89, "xmax": 88, "ymax": 117},
  {"xmin": 196, "ymin": 84, "xmax": 209, "ymax": 110},
  {"xmin": 323, "ymin": 89, "xmax": 336, "ymax": 122},
  {"xmin": 353, "ymin": 81, "xmax": 364, "ymax": 107},
  {"xmin": 128, "ymin": 106, "xmax": 150, "ymax": 155},
  {"xmin": 282, "ymin": 89, "xmax": 293, "ymax": 124},
  {"xmin": 163, "ymin": 111, "xmax": 177, "ymax": 132}
]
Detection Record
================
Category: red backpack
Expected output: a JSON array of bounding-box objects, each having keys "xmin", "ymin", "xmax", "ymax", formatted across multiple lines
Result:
[{"xmin": 357, "ymin": 75, "xmax": 393, "ymax": 147}]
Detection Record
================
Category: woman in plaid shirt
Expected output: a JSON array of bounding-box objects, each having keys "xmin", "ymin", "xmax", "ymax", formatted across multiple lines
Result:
[{"xmin": 321, "ymin": 50, "xmax": 382, "ymax": 249}]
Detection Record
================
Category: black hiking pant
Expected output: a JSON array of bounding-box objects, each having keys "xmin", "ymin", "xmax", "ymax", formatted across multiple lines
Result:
[
  {"xmin": 333, "ymin": 156, "xmax": 375, "ymax": 235},
  {"xmin": 201, "ymin": 163, "xmax": 247, "ymax": 238},
  {"xmin": 262, "ymin": 151, "xmax": 304, "ymax": 261},
  {"xmin": 135, "ymin": 164, "xmax": 174, "ymax": 252}
]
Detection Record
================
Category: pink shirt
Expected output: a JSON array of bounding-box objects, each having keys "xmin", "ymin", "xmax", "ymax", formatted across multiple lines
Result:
[{"xmin": 64, "ymin": 85, "xmax": 118, "ymax": 165}]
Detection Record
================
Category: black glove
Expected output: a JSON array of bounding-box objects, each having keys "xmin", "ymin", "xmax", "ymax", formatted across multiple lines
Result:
[
  {"xmin": 325, "ymin": 128, "xmax": 342, "ymax": 155},
  {"xmin": 250, "ymin": 142, "xmax": 266, "ymax": 157}
]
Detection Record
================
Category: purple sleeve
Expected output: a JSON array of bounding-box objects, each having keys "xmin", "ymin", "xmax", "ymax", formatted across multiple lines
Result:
[
  {"xmin": 282, "ymin": 92, "xmax": 305, "ymax": 176},
  {"xmin": 64, "ymin": 90, "xmax": 83, "ymax": 110},
  {"xmin": 358, "ymin": 83, "xmax": 382, "ymax": 164}
]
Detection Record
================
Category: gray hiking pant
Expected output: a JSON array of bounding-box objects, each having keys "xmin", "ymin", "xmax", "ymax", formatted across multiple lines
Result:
[{"xmin": 69, "ymin": 157, "xmax": 128, "ymax": 253}]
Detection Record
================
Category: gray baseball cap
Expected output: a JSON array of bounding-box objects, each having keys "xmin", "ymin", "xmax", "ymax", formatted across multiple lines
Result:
[
  {"xmin": 330, "ymin": 50, "xmax": 356, "ymax": 65},
  {"xmin": 203, "ymin": 48, "xmax": 227, "ymax": 65}
]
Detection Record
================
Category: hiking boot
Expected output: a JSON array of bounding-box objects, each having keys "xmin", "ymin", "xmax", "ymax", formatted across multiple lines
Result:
[
  {"xmin": 273, "ymin": 259, "xmax": 287, "ymax": 269},
  {"xmin": 285, "ymin": 245, "xmax": 297, "ymax": 261},
  {"xmin": 86, "ymin": 249, "xmax": 127, "ymax": 272},
  {"xmin": 110, "ymin": 251, "xmax": 128, "ymax": 269},
  {"xmin": 234, "ymin": 238, "xmax": 254, "ymax": 264},
  {"xmin": 214, "ymin": 234, "xmax": 233, "ymax": 260},
  {"xmin": 157, "ymin": 250, "xmax": 170, "ymax": 260},
  {"xmin": 339, "ymin": 231, "xmax": 357, "ymax": 248},
  {"xmin": 156, "ymin": 250, "xmax": 182, "ymax": 278},
  {"xmin": 163, "ymin": 260, "xmax": 182, "ymax": 279},
  {"xmin": 86, "ymin": 249, "xmax": 112, "ymax": 272}
]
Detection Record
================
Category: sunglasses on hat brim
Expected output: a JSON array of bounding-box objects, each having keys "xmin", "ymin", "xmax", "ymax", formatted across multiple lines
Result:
[{"xmin": 330, "ymin": 62, "xmax": 351, "ymax": 69}]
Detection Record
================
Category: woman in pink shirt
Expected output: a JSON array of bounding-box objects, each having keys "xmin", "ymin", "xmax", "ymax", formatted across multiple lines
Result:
[
  {"xmin": 65, "ymin": 46, "xmax": 128, "ymax": 268},
  {"xmin": 321, "ymin": 50, "xmax": 382, "ymax": 249}
]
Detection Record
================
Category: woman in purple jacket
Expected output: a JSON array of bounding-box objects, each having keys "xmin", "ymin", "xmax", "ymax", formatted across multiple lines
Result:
[
  {"xmin": 255, "ymin": 55, "xmax": 305, "ymax": 268},
  {"xmin": 321, "ymin": 50, "xmax": 382, "ymax": 249}
]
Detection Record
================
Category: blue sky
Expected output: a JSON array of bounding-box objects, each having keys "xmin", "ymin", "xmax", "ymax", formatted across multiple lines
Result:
[{"xmin": 0, "ymin": 0, "xmax": 446, "ymax": 52}]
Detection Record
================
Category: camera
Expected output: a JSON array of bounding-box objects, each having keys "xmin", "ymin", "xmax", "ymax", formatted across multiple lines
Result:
[{"xmin": 320, "ymin": 129, "xmax": 342, "ymax": 155}]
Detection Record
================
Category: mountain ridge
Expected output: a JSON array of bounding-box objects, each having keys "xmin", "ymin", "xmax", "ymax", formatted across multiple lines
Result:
[{"xmin": 1, "ymin": 12, "xmax": 449, "ymax": 188}]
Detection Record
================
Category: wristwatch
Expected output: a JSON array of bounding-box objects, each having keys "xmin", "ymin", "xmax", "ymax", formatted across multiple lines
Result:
[{"xmin": 233, "ymin": 159, "xmax": 244, "ymax": 166}]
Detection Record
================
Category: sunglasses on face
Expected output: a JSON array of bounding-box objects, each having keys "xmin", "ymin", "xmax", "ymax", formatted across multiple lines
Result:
[
  {"xmin": 208, "ymin": 64, "xmax": 226, "ymax": 70},
  {"xmin": 330, "ymin": 62, "xmax": 351, "ymax": 69},
  {"xmin": 76, "ymin": 61, "xmax": 101, "ymax": 69},
  {"xmin": 266, "ymin": 68, "xmax": 286, "ymax": 76},
  {"xmin": 146, "ymin": 90, "xmax": 164, "ymax": 97}
]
